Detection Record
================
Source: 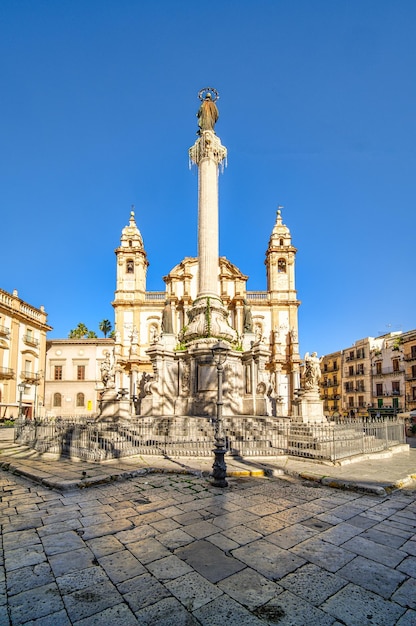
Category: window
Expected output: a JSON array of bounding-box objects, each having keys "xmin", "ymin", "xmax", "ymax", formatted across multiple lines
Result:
[
  {"xmin": 358, "ymin": 396, "xmax": 365, "ymax": 408},
  {"xmin": 54, "ymin": 366, "xmax": 63, "ymax": 380},
  {"xmin": 349, "ymin": 366, "xmax": 354, "ymax": 376},
  {"xmin": 357, "ymin": 348, "xmax": 365, "ymax": 359},
  {"xmin": 333, "ymin": 361, "xmax": 338, "ymax": 371},
  {"xmin": 277, "ymin": 258, "xmax": 286, "ymax": 273},
  {"xmin": 356, "ymin": 364, "xmax": 364, "ymax": 375},
  {"xmin": 77, "ymin": 365, "xmax": 85, "ymax": 381},
  {"xmin": 376, "ymin": 383, "xmax": 383, "ymax": 396},
  {"xmin": 413, "ymin": 387, "xmax": 416, "ymax": 401},
  {"xmin": 392, "ymin": 359, "xmax": 400, "ymax": 372},
  {"xmin": 76, "ymin": 393, "xmax": 85, "ymax": 407},
  {"xmin": 412, "ymin": 365, "xmax": 416, "ymax": 379},
  {"xmin": 53, "ymin": 393, "xmax": 62, "ymax": 407},
  {"xmin": 375, "ymin": 361, "xmax": 382, "ymax": 374},
  {"xmin": 323, "ymin": 363, "xmax": 328, "ymax": 372},
  {"xmin": 392, "ymin": 381, "xmax": 400, "ymax": 395},
  {"xmin": 411, "ymin": 345, "xmax": 416, "ymax": 359},
  {"xmin": 348, "ymin": 396, "xmax": 354, "ymax": 408},
  {"xmin": 349, "ymin": 351, "xmax": 354, "ymax": 360},
  {"xmin": 126, "ymin": 259, "xmax": 134, "ymax": 274},
  {"xmin": 356, "ymin": 380, "xmax": 364, "ymax": 392},
  {"xmin": 279, "ymin": 238, "xmax": 284, "ymax": 246}
]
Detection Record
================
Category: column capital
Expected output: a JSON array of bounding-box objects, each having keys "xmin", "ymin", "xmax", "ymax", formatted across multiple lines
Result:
[{"xmin": 189, "ymin": 130, "xmax": 227, "ymax": 167}]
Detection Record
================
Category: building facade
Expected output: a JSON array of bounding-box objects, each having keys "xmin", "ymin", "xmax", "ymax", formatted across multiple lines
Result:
[
  {"xmin": 44, "ymin": 338, "xmax": 114, "ymax": 418},
  {"xmin": 0, "ymin": 288, "xmax": 51, "ymax": 420}
]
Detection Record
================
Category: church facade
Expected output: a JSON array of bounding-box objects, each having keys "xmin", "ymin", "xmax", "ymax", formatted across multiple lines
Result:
[{"xmin": 111, "ymin": 208, "xmax": 302, "ymax": 417}]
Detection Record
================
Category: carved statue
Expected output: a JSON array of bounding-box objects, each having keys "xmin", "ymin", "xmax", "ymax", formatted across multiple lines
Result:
[
  {"xmin": 243, "ymin": 300, "xmax": 253, "ymax": 332},
  {"xmin": 100, "ymin": 351, "xmax": 115, "ymax": 389},
  {"xmin": 161, "ymin": 300, "xmax": 174, "ymax": 334},
  {"xmin": 197, "ymin": 92, "xmax": 219, "ymax": 133},
  {"xmin": 304, "ymin": 352, "xmax": 322, "ymax": 390}
]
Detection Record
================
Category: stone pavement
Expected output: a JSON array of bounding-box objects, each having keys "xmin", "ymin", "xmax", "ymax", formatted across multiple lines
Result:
[
  {"xmin": 1, "ymin": 446, "xmax": 416, "ymax": 625},
  {"xmin": 0, "ymin": 470, "xmax": 415, "ymax": 625},
  {"xmin": 0, "ymin": 442, "xmax": 415, "ymax": 496}
]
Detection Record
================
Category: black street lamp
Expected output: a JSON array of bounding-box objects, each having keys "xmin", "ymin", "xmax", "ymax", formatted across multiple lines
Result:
[
  {"xmin": 211, "ymin": 341, "xmax": 230, "ymax": 488},
  {"xmin": 17, "ymin": 383, "xmax": 25, "ymax": 424}
]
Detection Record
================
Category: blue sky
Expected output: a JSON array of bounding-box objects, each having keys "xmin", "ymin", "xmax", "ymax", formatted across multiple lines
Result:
[{"xmin": 1, "ymin": 0, "xmax": 415, "ymax": 356}]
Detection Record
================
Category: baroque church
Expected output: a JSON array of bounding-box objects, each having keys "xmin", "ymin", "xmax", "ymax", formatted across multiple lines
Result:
[{"xmin": 111, "ymin": 207, "xmax": 301, "ymax": 418}]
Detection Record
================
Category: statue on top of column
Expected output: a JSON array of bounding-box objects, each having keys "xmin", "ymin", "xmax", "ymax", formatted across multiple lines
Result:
[{"xmin": 197, "ymin": 88, "xmax": 219, "ymax": 133}]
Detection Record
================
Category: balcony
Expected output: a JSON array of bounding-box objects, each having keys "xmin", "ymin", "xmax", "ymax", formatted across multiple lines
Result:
[
  {"xmin": 20, "ymin": 371, "xmax": 42, "ymax": 384},
  {"xmin": 373, "ymin": 366, "xmax": 405, "ymax": 376},
  {"xmin": 0, "ymin": 366, "xmax": 14, "ymax": 379},
  {"xmin": 23, "ymin": 333, "xmax": 39, "ymax": 347},
  {"xmin": 0, "ymin": 324, "xmax": 10, "ymax": 337}
]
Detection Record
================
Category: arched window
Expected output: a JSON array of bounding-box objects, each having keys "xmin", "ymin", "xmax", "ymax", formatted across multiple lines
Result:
[
  {"xmin": 279, "ymin": 238, "xmax": 284, "ymax": 246},
  {"xmin": 128, "ymin": 240, "xmax": 132, "ymax": 247},
  {"xmin": 76, "ymin": 392, "xmax": 85, "ymax": 407},
  {"xmin": 278, "ymin": 258, "xmax": 286, "ymax": 273},
  {"xmin": 126, "ymin": 259, "xmax": 134, "ymax": 274},
  {"xmin": 53, "ymin": 393, "xmax": 62, "ymax": 407}
]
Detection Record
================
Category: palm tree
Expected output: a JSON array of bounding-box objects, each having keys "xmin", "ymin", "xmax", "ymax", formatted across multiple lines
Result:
[
  {"xmin": 99, "ymin": 319, "xmax": 112, "ymax": 338},
  {"xmin": 68, "ymin": 322, "xmax": 89, "ymax": 338}
]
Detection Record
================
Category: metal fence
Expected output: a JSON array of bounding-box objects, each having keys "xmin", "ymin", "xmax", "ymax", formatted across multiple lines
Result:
[{"xmin": 15, "ymin": 416, "xmax": 406, "ymax": 463}]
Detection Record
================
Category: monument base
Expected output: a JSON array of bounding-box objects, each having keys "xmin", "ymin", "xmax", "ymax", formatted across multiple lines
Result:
[{"xmin": 293, "ymin": 389, "xmax": 327, "ymax": 423}]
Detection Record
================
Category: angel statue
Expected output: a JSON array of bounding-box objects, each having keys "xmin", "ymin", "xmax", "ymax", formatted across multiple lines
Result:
[{"xmin": 304, "ymin": 352, "xmax": 322, "ymax": 390}]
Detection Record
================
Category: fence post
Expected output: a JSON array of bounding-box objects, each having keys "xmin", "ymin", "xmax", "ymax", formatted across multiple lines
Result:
[{"xmin": 385, "ymin": 418, "xmax": 389, "ymax": 449}]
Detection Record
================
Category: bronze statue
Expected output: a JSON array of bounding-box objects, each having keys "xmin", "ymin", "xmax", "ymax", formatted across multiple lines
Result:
[{"xmin": 197, "ymin": 88, "xmax": 219, "ymax": 133}]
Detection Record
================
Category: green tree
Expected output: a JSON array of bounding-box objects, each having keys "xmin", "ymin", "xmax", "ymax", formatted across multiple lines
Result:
[
  {"xmin": 99, "ymin": 319, "xmax": 112, "ymax": 338},
  {"xmin": 68, "ymin": 323, "xmax": 97, "ymax": 339}
]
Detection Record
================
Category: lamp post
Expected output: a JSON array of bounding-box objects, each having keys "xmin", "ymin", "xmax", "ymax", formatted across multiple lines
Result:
[
  {"xmin": 17, "ymin": 383, "xmax": 25, "ymax": 424},
  {"xmin": 211, "ymin": 341, "xmax": 230, "ymax": 488}
]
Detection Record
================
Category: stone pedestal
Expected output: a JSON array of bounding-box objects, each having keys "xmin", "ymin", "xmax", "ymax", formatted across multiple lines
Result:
[{"xmin": 293, "ymin": 389, "xmax": 327, "ymax": 423}]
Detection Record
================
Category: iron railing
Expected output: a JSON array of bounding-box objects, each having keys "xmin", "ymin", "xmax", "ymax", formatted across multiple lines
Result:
[{"xmin": 15, "ymin": 416, "xmax": 406, "ymax": 464}]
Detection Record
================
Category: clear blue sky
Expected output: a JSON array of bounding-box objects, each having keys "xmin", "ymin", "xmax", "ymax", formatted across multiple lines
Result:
[{"xmin": 1, "ymin": 0, "xmax": 415, "ymax": 356}]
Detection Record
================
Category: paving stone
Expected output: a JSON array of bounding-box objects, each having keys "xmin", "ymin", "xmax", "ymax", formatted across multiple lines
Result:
[
  {"xmin": 245, "ymin": 514, "xmax": 287, "ymax": 535},
  {"xmin": 279, "ymin": 562, "xmax": 347, "ymax": 606},
  {"xmin": 118, "ymin": 572, "xmax": 170, "ymax": 611},
  {"xmin": 72, "ymin": 602, "xmax": 139, "ymax": 625},
  {"xmin": 211, "ymin": 510, "xmax": 259, "ymax": 530},
  {"xmin": 56, "ymin": 565, "xmax": 110, "ymax": 594},
  {"xmin": 256, "ymin": 589, "xmax": 334, "ymax": 625},
  {"xmin": 166, "ymin": 571, "xmax": 223, "ymax": 610},
  {"xmin": 62, "ymin": 579, "xmax": 123, "ymax": 622},
  {"xmin": 291, "ymin": 536, "xmax": 355, "ymax": 572},
  {"xmin": 396, "ymin": 608, "xmax": 416, "ymax": 625},
  {"xmin": 126, "ymin": 536, "xmax": 172, "ymax": 564},
  {"xmin": 147, "ymin": 553, "xmax": 194, "ymax": 581},
  {"xmin": 114, "ymin": 524, "xmax": 157, "ymax": 544},
  {"xmin": 193, "ymin": 594, "xmax": 265, "ymax": 625},
  {"xmin": 79, "ymin": 518, "xmax": 134, "ymax": 541},
  {"xmin": 342, "ymin": 535, "xmax": 408, "ymax": 567},
  {"xmin": 337, "ymin": 555, "xmax": 407, "ymax": 599},
  {"xmin": 8, "ymin": 582, "xmax": 64, "ymax": 624},
  {"xmin": 6, "ymin": 562, "xmax": 54, "ymax": 596},
  {"xmin": 37, "ymin": 518, "xmax": 82, "ymax": 537},
  {"xmin": 157, "ymin": 528, "xmax": 195, "ymax": 550},
  {"xmin": 176, "ymin": 540, "xmax": 245, "ymax": 583},
  {"xmin": 3, "ymin": 529, "xmax": 40, "ymax": 550},
  {"xmin": 391, "ymin": 578, "xmax": 416, "ymax": 610},
  {"xmin": 346, "ymin": 514, "xmax": 378, "ymax": 530},
  {"xmin": 85, "ymin": 535, "xmax": 125, "ymax": 557},
  {"xmin": 232, "ymin": 538, "xmax": 306, "ymax": 580},
  {"xmin": 217, "ymin": 567, "xmax": 282, "ymax": 609},
  {"xmin": 359, "ymin": 527, "xmax": 408, "ymax": 549},
  {"xmin": 401, "ymin": 540, "xmax": 416, "ymax": 556},
  {"xmin": 206, "ymin": 532, "xmax": 240, "ymax": 552},
  {"xmin": 41, "ymin": 530, "xmax": 85, "ymax": 556},
  {"xmin": 23, "ymin": 609, "xmax": 72, "ymax": 626},
  {"xmin": 274, "ymin": 507, "xmax": 313, "ymax": 524},
  {"xmin": 321, "ymin": 582, "xmax": 406, "ymax": 625},
  {"xmin": 265, "ymin": 522, "xmax": 318, "ymax": 549},
  {"xmin": 4, "ymin": 544, "xmax": 46, "ymax": 572},
  {"xmin": 49, "ymin": 547, "xmax": 95, "ymax": 577},
  {"xmin": 98, "ymin": 550, "xmax": 146, "ymax": 583},
  {"xmin": 135, "ymin": 596, "xmax": 200, "ymax": 625},
  {"xmin": 397, "ymin": 555, "xmax": 416, "ymax": 577}
]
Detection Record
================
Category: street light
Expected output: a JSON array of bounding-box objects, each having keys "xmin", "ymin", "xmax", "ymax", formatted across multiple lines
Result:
[
  {"xmin": 211, "ymin": 341, "xmax": 230, "ymax": 488},
  {"xmin": 17, "ymin": 383, "xmax": 25, "ymax": 424}
]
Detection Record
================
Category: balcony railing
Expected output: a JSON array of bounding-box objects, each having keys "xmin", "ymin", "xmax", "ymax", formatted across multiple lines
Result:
[
  {"xmin": 23, "ymin": 334, "xmax": 39, "ymax": 347},
  {"xmin": 0, "ymin": 366, "xmax": 14, "ymax": 379},
  {"xmin": 20, "ymin": 371, "xmax": 41, "ymax": 383},
  {"xmin": 0, "ymin": 325, "xmax": 10, "ymax": 337}
]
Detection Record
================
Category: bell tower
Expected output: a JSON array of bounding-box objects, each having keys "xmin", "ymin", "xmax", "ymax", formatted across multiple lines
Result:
[{"xmin": 113, "ymin": 210, "xmax": 148, "ymax": 364}]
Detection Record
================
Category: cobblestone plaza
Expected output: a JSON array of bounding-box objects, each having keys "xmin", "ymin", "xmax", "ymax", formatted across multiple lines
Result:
[{"xmin": 1, "ymin": 466, "xmax": 415, "ymax": 625}]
